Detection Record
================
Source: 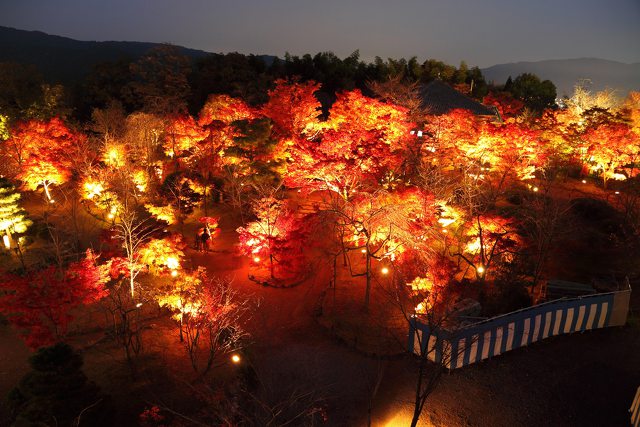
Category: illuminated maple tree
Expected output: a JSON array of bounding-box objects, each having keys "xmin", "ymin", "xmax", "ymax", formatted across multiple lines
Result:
[
  {"xmin": 480, "ymin": 121, "xmax": 545, "ymax": 186},
  {"xmin": 144, "ymin": 204, "xmax": 176, "ymax": 224},
  {"xmin": 157, "ymin": 267, "xmax": 205, "ymax": 342},
  {"xmin": 330, "ymin": 187, "xmax": 439, "ymax": 308},
  {"xmin": 583, "ymin": 120, "xmax": 639, "ymax": 187},
  {"xmin": 325, "ymin": 89, "xmax": 414, "ymax": 151},
  {"xmin": 483, "ymin": 92, "xmax": 525, "ymax": 119},
  {"xmin": 124, "ymin": 112, "xmax": 165, "ymax": 167},
  {"xmin": 17, "ymin": 158, "xmax": 71, "ymax": 201},
  {"xmin": 261, "ymin": 79, "xmax": 322, "ymax": 139},
  {"xmin": 237, "ymin": 195, "xmax": 301, "ymax": 279},
  {"xmin": 7, "ymin": 118, "xmax": 80, "ymax": 200},
  {"xmin": 138, "ymin": 234, "xmax": 186, "ymax": 276},
  {"xmin": 4, "ymin": 118, "xmax": 79, "ymax": 168},
  {"xmin": 406, "ymin": 255, "xmax": 457, "ymax": 314},
  {"xmin": 158, "ymin": 268, "xmax": 249, "ymax": 376},
  {"xmin": 283, "ymin": 89, "xmax": 414, "ymax": 198},
  {"xmin": 164, "ymin": 114, "xmax": 208, "ymax": 160},
  {"xmin": 0, "ymin": 249, "xmax": 109, "ymax": 348},
  {"xmin": 113, "ymin": 211, "xmax": 157, "ymax": 298},
  {"xmin": 454, "ymin": 215, "xmax": 522, "ymax": 281},
  {"xmin": 102, "ymin": 142, "xmax": 127, "ymax": 168},
  {"xmin": 422, "ymin": 109, "xmax": 480, "ymax": 170},
  {"xmin": 198, "ymin": 94, "xmax": 256, "ymax": 128}
]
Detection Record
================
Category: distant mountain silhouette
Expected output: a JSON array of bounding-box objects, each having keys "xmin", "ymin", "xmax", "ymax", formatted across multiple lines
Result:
[
  {"xmin": 482, "ymin": 58, "xmax": 640, "ymax": 98},
  {"xmin": 0, "ymin": 26, "xmax": 276, "ymax": 85}
]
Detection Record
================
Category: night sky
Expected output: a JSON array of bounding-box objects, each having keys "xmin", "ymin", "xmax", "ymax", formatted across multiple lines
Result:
[{"xmin": 1, "ymin": 0, "xmax": 639, "ymax": 67}]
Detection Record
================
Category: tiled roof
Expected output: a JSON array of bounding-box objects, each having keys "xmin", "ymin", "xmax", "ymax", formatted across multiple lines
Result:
[{"xmin": 420, "ymin": 80, "xmax": 498, "ymax": 117}]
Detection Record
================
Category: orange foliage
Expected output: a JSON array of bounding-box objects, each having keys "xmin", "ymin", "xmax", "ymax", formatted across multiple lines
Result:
[
  {"xmin": 583, "ymin": 121, "xmax": 639, "ymax": 184},
  {"xmin": 164, "ymin": 115, "xmax": 208, "ymax": 158},
  {"xmin": 284, "ymin": 91, "xmax": 413, "ymax": 197},
  {"xmin": 483, "ymin": 92, "xmax": 525, "ymax": 119},
  {"xmin": 139, "ymin": 234, "xmax": 186, "ymax": 275},
  {"xmin": 326, "ymin": 89, "xmax": 414, "ymax": 152},
  {"xmin": 423, "ymin": 109, "xmax": 480, "ymax": 168},
  {"xmin": 17, "ymin": 158, "xmax": 71, "ymax": 199},
  {"xmin": 7, "ymin": 118, "xmax": 80, "ymax": 166},
  {"xmin": 480, "ymin": 121, "xmax": 545, "ymax": 181},
  {"xmin": 9, "ymin": 118, "xmax": 80, "ymax": 198},
  {"xmin": 262, "ymin": 79, "xmax": 322, "ymax": 138},
  {"xmin": 198, "ymin": 94, "xmax": 256, "ymax": 127}
]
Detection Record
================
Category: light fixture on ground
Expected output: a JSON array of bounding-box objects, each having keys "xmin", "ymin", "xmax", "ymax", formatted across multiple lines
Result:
[
  {"xmin": 381, "ymin": 267, "xmax": 389, "ymax": 275},
  {"xmin": 231, "ymin": 354, "xmax": 241, "ymax": 364}
]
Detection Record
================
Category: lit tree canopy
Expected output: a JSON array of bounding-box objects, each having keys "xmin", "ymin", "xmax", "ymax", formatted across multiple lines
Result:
[
  {"xmin": 0, "ymin": 178, "xmax": 32, "ymax": 249},
  {"xmin": 583, "ymin": 120, "xmax": 639, "ymax": 186},
  {"xmin": 261, "ymin": 79, "xmax": 322, "ymax": 139},
  {"xmin": 164, "ymin": 115, "xmax": 208, "ymax": 159},
  {"xmin": 0, "ymin": 250, "xmax": 109, "ymax": 348}
]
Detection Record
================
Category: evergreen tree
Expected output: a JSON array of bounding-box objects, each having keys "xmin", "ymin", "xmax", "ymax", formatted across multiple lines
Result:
[
  {"xmin": 504, "ymin": 75, "xmax": 513, "ymax": 92},
  {"xmin": 7, "ymin": 343, "xmax": 112, "ymax": 426},
  {"xmin": 508, "ymin": 73, "xmax": 557, "ymax": 112},
  {"xmin": 0, "ymin": 178, "xmax": 32, "ymax": 250}
]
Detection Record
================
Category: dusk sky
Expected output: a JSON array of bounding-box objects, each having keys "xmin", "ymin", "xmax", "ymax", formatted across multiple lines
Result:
[{"xmin": 1, "ymin": 0, "xmax": 639, "ymax": 68}]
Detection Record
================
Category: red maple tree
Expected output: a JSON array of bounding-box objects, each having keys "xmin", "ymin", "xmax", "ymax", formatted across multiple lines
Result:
[
  {"xmin": 0, "ymin": 250, "xmax": 110, "ymax": 348},
  {"xmin": 261, "ymin": 79, "xmax": 322, "ymax": 139}
]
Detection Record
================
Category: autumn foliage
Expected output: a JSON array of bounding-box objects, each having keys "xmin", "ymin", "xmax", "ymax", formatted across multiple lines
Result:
[{"xmin": 0, "ymin": 250, "xmax": 109, "ymax": 348}]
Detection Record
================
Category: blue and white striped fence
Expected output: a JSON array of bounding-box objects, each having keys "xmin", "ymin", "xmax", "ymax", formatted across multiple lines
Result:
[{"xmin": 409, "ymin": 287, "xmax": 631, "ymax": 369}]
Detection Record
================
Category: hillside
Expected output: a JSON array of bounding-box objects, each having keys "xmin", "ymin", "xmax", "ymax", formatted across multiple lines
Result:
[
  {"xmin": 482, "ymin": 58, "xmax": 640, "ymax": 98},
  {"xmin": 0, "ymin": 26, "xmax": 211, "ymax": 84}
]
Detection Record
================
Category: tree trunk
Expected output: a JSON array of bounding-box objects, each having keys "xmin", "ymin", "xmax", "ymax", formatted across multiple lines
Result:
[
  {"xmin": 410, "ymin": 356, "xmax": 426, "ymax": 427},
  {"xmin": 43, "ymin": 182, "xmax": 52, "ymax": 201},
  {"xmin": 364, "ymin": 250, "xmax": 371, "ymax": 310},
  {"xmin": 270, "ymin": 253, "xmax": 275, "ymax": 279}
]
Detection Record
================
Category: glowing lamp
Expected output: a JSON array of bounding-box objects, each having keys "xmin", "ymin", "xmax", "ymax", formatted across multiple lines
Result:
[
  {"xmin": 253, "ymin": 256, "xmax": 261, "ymax": 263},
  {"xmin": 49, "ymin": 199, "xmax": 55, "ymax": 203},
  {"xmin": 231, "ymin": 354, "xmax": 241, "ymax": 364},
  {"xmin": 361, "ymin": 248, "xmax": 367, "ymax": 253},
  {"xmin": 107, "ymin": 213, "xmax": 114, "ymax": 219},
  {"xmin": 166, "ymin": 256, "xmax": 180, "ymax": 270},
  {"xmin": 136, "ymin": 302, "xmax": 143, "ymax": 308},
  {"xmin": 615, "ymin": 191, "xmax": 620, "ymax": 195},
  {"xmin": 581, "ymin": 179, "xmax": 587, "ymax": 184},
  {"xmin": 532, "ymin": 187, "xmax": 539, "ymax": 192},
  {"xmin": 171, "ymin": 270, "xmax": 178, "ymax": 277},
  {"xmin": 477, "ymin": 265, "xmax": 485, "ymax": 274},
  {"xmin": 381, "ymin": 267, "xmax": 389, "ymax": 275}
]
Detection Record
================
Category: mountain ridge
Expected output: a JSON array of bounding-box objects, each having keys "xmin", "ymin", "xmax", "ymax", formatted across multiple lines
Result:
[
  {"xmin": 1, "ymin": 26, "xmax": 638, "ymax": 98},
  {"xmin": 481, "ymin": 58, "xmax": 639, "ymax": 98},
  {"xmin": 0, "ymin": 26, "xmax": 211, "ymax": 84}
]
